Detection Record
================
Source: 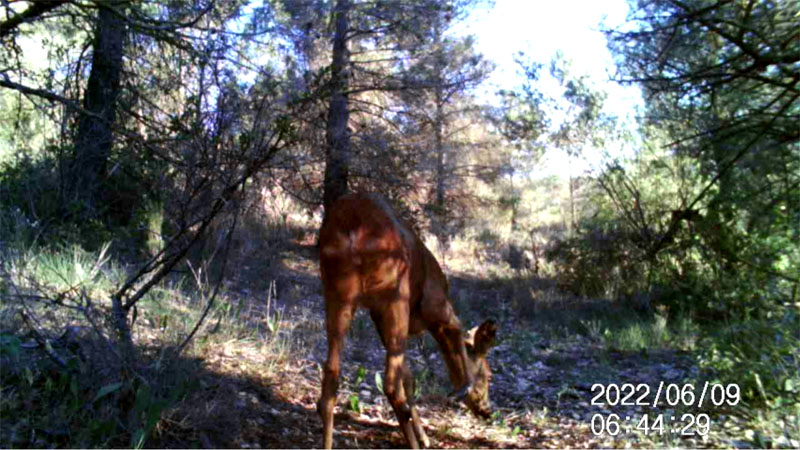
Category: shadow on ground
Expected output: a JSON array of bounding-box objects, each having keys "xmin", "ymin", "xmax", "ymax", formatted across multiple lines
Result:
[{"xmin": 2, "ymin": 232, "xmax": 733, "ymax": 449}]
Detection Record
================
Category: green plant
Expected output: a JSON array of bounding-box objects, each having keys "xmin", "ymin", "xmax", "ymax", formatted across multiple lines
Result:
[
  {"xmin": 0, "ymin": 334, "xmax": 21, "ymax": 363},
  {"xmin": 491, "ymin": 410, "xmax": 504, "ymax": 426},
  {"xmin": 555, "ymin": 385, "xmax": 580, "ymax": 407},
  {"xmin": 266, "ymin": 311, "xmax": 281, "ymax": 334},
  {"xmin": 354, "ymin": 366, "xmax": 367, "ymax": 385},
  {"xmin": 130, "ymin": 382, "xmax": 179, "ymax": 449},
  {"xmin": 0, "ymin": 357, "xmax": 123, "ymax": 447},
  {"xmin": 346, "ymin": 367, "xmax": 368, "ymax": 413},
  {"xmin": 580, "ymin": 319, "xmax": 604, "ymax": 342},
  {"xmin": 545, "ymin": 220, "xmax": 646, "ymax": 299},
  {"xmin": 374, "ymin": 371, "xmax": 383, "ymax": 393},
  {"xmin": 698, "ymin": 311, "xmax": 799, "ymax": 409},
  {"xmin": 348, "ymin": 393, "xmax": 362, "ymax": 413},
  {"xmin": 264, "ymin": 280, "xmax": 281, "ymax": 334}
]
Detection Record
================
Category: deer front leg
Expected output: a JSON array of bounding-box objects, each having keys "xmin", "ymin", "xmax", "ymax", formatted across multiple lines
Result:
[
  {"xmin": 431, "ymin": 325, "xmax": 473, "ymax": 398},
  {"xmin": 428, "ymin": 301, "xmax": 475, "ymax": 398},
  {"xmin": 421, "ymin": 290, "xmax": 475, "ymax": 397},
  {"xmin": 373, "ymin": 301, "xmax": 421, "ymax": 449},
  {"xmin": 401, "ymin": 360, "xmax": 430, "ymax": 448},
  {"xmin": 384, "ymin": 342, "xmax": 419, "ymax": 449}
]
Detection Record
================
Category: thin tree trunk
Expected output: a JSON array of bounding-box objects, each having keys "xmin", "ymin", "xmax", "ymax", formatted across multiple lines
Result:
[
  {"xmin": 433, "ymin": 100, "xmax": 446, "ymax": 237},
  {"xmin": 568, "ymin": 157, "xmax": 576, "ymax": 234},
  {"xmin": 434, "ymin": 104, "xmax": 445, "ymax": 211},
  {"xmin": 71, "ymin": 4, "xmax": 135, "ymax": 423},
  {"xmin": 433, "ymin": 14, "xmax": 446, "ymax": 240},
  {"xmin": 322, "ymin": 0, "xmax": 351, "ymax": 215},
  {"xmin": 69, "ymin": 1, "xmax": 126, "ymax": 213}
]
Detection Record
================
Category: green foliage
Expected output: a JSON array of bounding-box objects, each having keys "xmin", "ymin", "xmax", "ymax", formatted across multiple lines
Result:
[
  {"xmin": 374, "ymin": 371, "xmax": 383, "ymax": 393},
  {"xmin": 0, "ymin": 237, "xmax": 290, "ymax": 448},
  {"xmin": 601, "ymin": 315, "xmax": 669, "ymax": 352},
  {"xmin": 0, "ymin": 148, "xmax": 162, "ymax": 254},
  {"xmin": 354, "ymin": 366, "xmax": 367, "ymax": 386},
  {"xmin": 2, "ymin": 243, "xmax": 159, "ymax": 443},
  {"xmin": 545, "ymin": 219, "xmax": 646, "ymax": 299},
  {"xmin": 495, "ymin": 58, "xmax": 548, "ymax": 152},
  {"xmin": 546, "ymin": 115, "xmax": 798, "ymax": 324},
  {"xmin": 603, "ymin": 0, "xmax": 800, "ymax": 319},
  {"xmin": 348, "ymin": 393, "xmax": 361, "ymax": 413},
  {"xmin": 91, "ymin": 382, "xmax": 124, "ymax": 404},
  {"xmin": 266, "ymin": 310, "xmax": 281, "ymax": 334},
  {"xmin": 650, "ymin": 205, "xmax": 799, "ymax": 321},
  {"xmin": 547, "ymin": 51, "xmax": 614, "ymax": 155},
  {"xmin": 1, "ymin": 357, "xmax": 190, "ymax": 448},
  {"xmin": 576, "ymin": 308, "xmax": 699, "ymax": 352},
  {"xmin": 345, "ymin": 367, "xmax": 369, "ymax": 413},
  {"xmin": 698, "ymin": 310, "xmax": 800, "ymax": 409},
  {"xmin": 129, "ymin": 382, "xmax": 179, "ymax": 449},
  {"xmin": 0, "ymin": 334, "xmax": 21, "ymax": 362},
  {"xmin": 0, "ymin": 152, "xmax": 64, "ymax": 241},
  {"xmin": 1, "ymin": 359, "xmax": 116, "ymax": 447},
  {"xmin": 13, "ymin": 243, "xmax": 122, "ymax": 302}
]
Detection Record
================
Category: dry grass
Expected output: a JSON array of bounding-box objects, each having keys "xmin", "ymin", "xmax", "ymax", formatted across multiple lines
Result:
[{"xmin": 1, "ymin": 192, "xmax": 783, "ymax": 449}]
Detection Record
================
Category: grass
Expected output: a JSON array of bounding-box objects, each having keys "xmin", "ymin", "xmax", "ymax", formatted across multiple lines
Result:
[
  {"xmin": 497, "ymin": 279, "xmax": 701, "ymax": 355},
  {"xmin": 0, "ymin": 239, "xmax": 296, "ymax": 448},
  {"xmin": 10, "ymin": 243, "xmax": 121, "ymax": 299},
  {"xmin": 2, "ymin": 222, "xmax": 796, "ymax": 448},
  {"xmin": 595, "ymin": 313, "xmax": 699, "ymax": 352}
]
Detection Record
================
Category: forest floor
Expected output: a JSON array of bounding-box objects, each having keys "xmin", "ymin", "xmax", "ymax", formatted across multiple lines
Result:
[{"xmin": 143, "ymin": 238, "xmax": 758, "ymax": 449}]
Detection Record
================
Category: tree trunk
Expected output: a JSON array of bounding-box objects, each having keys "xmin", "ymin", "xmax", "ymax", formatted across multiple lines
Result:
[
  {"xmin": 69, "ymin": 1, "xmax": 126, "ymax": 214},
  {"xmin": 322, "ymin": 0, "xmax": 351, "ymax": 215},
  {"xmin": 433, "ymin": 99, "xmax": 446, "ymax": 238},
  {"xmin": 568, "ymin": 157, "xmax": 576, "ymax": 234},
  {"xmin": 432, "ymin": 14, "xmax": 447, "ymax": 240}
]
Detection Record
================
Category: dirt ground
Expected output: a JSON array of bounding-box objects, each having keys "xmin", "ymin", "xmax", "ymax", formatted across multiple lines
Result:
[{"xmin": 145, "ymin": 240, "xmax": 747, "ymax": 449}]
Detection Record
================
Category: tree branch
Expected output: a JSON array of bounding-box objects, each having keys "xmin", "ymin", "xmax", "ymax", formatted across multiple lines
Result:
[
  {"xmin": 0, "ymin": 0, "xmax": 68, "ymax": 38},
  {"xmin": 0, "ymin": 75, "xmax": 105, "ymax": 120}
]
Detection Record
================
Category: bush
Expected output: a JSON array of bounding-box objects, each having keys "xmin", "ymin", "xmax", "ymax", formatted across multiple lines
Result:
[
  {"xmin": 545, "ymin": 219, "xmax": 647, "ymax": 300},
  {"xmin": 0, "ymin": 153, "xmax": 62, "ymax": 241},
  {"xmin": 697, "ymin": 309, "xmax": 800, "ymax": 409},
  {"xmin": 0, "ymin": 149, "xmax": 159, "ymax": 254},
  {"xmin": 0, "ymin": 239, "xmax": 247, "ymax": 448}
]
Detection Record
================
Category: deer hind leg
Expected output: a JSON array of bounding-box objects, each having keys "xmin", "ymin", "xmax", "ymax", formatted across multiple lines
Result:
[{"xmin": 319, "ymin": 298, "xmax": 355, "ymax": 449}]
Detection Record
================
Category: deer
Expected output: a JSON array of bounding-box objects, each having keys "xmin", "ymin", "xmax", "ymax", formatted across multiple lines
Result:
[{"xmin": 318, "ymin": 193, "xmax": 498, "ymax": 449}]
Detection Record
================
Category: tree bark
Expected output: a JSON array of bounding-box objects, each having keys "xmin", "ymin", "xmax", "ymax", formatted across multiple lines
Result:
[
  {"xmin": 568, "ymin": 158, "xmax": 576, "ymax": 234},
  {"xmin": 69, "ymin": 1, "xmax": 126, "ymax": 213},
  {"xmin": 432, "ymin": 14, "xmax": 447, "ymax": 240},
  {"xmin": 322, "ymin": 0, "xmax": 351, "ymax": 215}
]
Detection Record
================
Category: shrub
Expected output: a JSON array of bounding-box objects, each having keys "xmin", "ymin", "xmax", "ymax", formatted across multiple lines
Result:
[
  {"xmin": 545, "ymin": 219, "xmax": 646, "ymax": 299},
  {"xmin": 698, "ymin": 310, "xmax": 800, "ymax": 409}
]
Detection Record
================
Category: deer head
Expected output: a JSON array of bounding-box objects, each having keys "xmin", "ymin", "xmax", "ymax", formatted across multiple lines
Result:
[{"xmin": 463, "ymin": 319, "xmax": 498, "ymax": 418}]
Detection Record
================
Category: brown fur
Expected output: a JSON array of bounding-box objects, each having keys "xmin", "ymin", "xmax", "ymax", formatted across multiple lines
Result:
[{"xmin": 318, "ymin": 193, "xmax": 497, "ymax": 448}]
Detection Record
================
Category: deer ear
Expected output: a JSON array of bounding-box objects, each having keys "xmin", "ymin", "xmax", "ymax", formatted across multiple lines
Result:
[
  {"xmin": 476, "ymin": 320, "xmax": 498, "ymax": 348},
  {"xmin": 464, "ymin": 340, "xmax": 475, "ymax": 353}
]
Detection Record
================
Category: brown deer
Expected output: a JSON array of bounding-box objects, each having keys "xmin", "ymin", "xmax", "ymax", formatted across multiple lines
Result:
[{"xmin": 318, "ymin": 193, "xmax": 498, "ymax": 449}]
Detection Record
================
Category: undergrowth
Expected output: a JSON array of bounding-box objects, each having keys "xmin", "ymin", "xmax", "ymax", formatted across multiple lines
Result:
[
  {"xmin": 1, "ymin": 223, "xmax": 796, "ymax": 448},
  {"xmin": 0, "ymin": 241, "xmax": 292, "ymax": 448}
]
